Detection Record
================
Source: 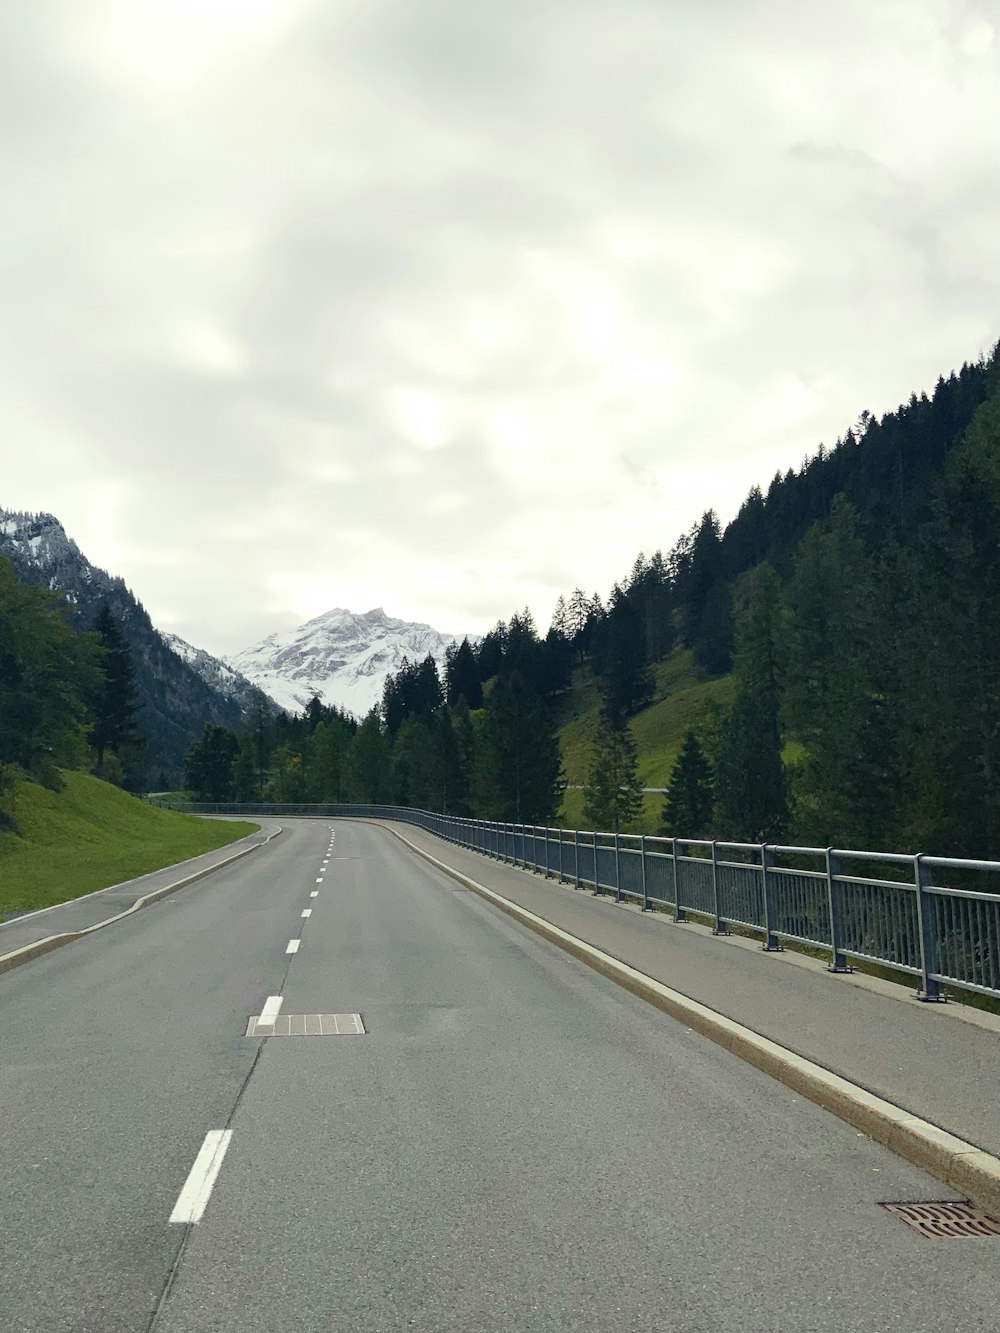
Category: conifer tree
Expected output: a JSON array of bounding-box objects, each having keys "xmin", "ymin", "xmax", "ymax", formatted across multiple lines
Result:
[
  {"xmin": 713, "ymin": 565, "xmax": 788, "ymax": 841},
  {"xmin": 185, "ymin": 723, "xmax": 239, "ymax": 801},
  {"xmin": 473, "ymin": 672, "xmax": 562, "ymax": 823},
  {"xmin": 582, "ymin": 719, "xmax": 643, "ymax": 832},
  {"xmin": 0, "ymin": 557, "xmax": 103, "ymax": 793},
  {"xmin": 89, "ymin": 604, "xmax": 144, "ymax": 786},
  {"xmin": 444, "ymin": 638, "xmax": 483, "ymax": 709},
  {"xmin": 661, "ymin": 730, "xmax": 714, "ymax": 838}
]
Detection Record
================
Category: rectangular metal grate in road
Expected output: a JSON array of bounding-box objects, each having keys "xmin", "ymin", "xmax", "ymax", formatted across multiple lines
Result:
[
  {"xmin": 879, "ymin": 1201, "xmax": 1000, "ymax": 1238},
  {"xmin": 245, "ymin": 1013, "xmax": 365, "ymax": 1037}
]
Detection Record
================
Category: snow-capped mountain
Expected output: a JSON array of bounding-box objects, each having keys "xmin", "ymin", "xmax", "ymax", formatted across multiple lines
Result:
[
  {"xmin": 229, "ymin": 607, "xmax": 464, "ymax": 717},
  {"xmin": 158, "ymin": 630, "xmax": 276, "ymax": 716}
]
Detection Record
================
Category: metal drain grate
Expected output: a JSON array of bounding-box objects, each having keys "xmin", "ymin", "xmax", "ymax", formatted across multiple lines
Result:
[
  {"xmin": 880, "ymin": 1201, "xmax": 1000, "ymax": 1238},
  {"xmin": 246, "ymin": 1013, "xmax": 365, "ymax": 1037}
]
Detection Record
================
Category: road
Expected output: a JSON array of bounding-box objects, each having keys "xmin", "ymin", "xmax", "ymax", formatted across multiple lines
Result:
[{"xmin": 0, "ymin": 819, "xmax": 996, "ymax": 1332}]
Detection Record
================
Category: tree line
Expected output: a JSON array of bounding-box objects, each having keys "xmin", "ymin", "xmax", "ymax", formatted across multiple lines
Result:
[
  {"xmin": 186, "ymin": 343, "xmax": 999, "ymax": 858},
  {"xmin": 184, "ymin": 611, "xmax": 565, "ymax": 825}
]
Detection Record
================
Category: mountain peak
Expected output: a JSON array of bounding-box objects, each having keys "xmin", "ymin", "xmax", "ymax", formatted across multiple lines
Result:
[{"xmin": 229, "ymin": 607, "xmax": 465, "ymax": 717}]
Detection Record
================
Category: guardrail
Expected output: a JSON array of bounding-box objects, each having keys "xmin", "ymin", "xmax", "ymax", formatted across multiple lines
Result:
[{"xmin": 158, "ymin": 801, "xmax": 1000, "ymax": 1002}]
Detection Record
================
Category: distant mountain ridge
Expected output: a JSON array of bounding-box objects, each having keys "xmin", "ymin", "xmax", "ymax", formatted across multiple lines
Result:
[
  {"xmin": 158, "ymin": 630, "xmax": 271, "ymax": 717},
  {"xmin": 0, "ymin": 508, "xmax": 254, "ymax": 782},
  {"xmin": 229, "ymin": 606, "xmax": 464, "ymax": 717}
]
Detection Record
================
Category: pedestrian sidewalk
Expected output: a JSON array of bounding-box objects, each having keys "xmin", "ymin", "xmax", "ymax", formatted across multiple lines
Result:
[
  {"xmin": 0, "ymin": 820, "xmax": 279, "ymax": 968},
  {"xmin": 382, "ymin": 820, "xmax": 999, "ymax": 1156}
]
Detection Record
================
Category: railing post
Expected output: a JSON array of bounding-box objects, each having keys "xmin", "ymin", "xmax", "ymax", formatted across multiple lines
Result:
[
  {"xmin": 640, "ymin": 835, "xmax": 652, "ymax": 911},
  {"xmin": 544, "ymin": 826, "xmax": 551, "ymax": 877},
  {"xmin": 914, "ymin": 854, "xmax": 946, "ymax": 1002},
  {"xmin": 574, "ymin": 829, "xmax": 581, "ymax": 888},
  {"xmin": 825, "ymin": 848, "xmax": 851, "ymax": 973},
  {"xmin": 711, "ymin": 841, "xmax": 727, "ymax": 935},
  {"xmin": 614, "ymin": 833, "xmax": 623, "ymax": 902},
  {"xmin": 672, "ymin": 839, "xmax": 686, "ymax": 922},
  {"xmin": 760, "ymin": 845, "xmax": 782, "ymax": 951},
  {"xmin": 558, "ymin": 828, "xmax": 564, "ymax": 883},
  {"xmin": 592, "ymin": 832, "xmax": 603, "ymax": 895}
]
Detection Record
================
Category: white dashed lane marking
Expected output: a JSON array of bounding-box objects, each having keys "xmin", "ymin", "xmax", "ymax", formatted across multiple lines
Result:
[
  {"xmin": 286, "ymin": 939, "xmax": 301, "ymax": 954},
  {"xmin": 310, "ymin": 890, "xmax": 318, "ymax": 898},
  {"xmin": 257, "ymin": 995, "xmax": 283, "ymax": 1027},
  {"xmin": 301, "ymin": 909, "xmax": 312, "ymax": 918},
  {"xmin": 169, "ymin": 1131, "xmax": 232, "ymax": 1225}
]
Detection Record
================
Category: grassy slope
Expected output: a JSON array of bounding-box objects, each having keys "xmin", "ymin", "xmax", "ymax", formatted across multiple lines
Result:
[
  {"xmin": 556, "ymin": 648, "xmax": 737, "ymax": 834},
  {"xmin": 0, "ymin": 771, "xmax": 258, "ymax": 916}
]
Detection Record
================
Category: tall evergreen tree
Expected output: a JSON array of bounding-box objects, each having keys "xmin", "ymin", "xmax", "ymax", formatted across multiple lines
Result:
[
  {"xmin": 713, "ymin": 689, "xmax": 788, "ymax": 842},
  {"xmin": 444, "ymin": 637, "xmax": 483, "ymax": 709},
  {"xmin": 473, "ymin": 672, "xmax": 562, "ymax": 823},
  {"xmin": 89, "ymin": 603, "xmax": 144, "ymax": 787},
  {"xmin": 897, "ymin": 388, "xmax": 1000, "ymax": 856},
  {"xmin": 661, "ymin": 731, "xmax": 714, "ymax": 838},
  {"xmin": 593, "ymin": 585, "xmax": 653, "ymax": 725},
  {"xmin": 582, "ymin": 719, "xmax": 643, "ymax": 832},
  {"xmin": 185, "ymin": 723, "xmax": 240, "ymax": 801},
  {"xmin": 0, "ymin": 557, "xmax": 103, "ymax": 793},
  {"xmin": 783, "ymin": 497, "xmax": 897, "ymax": 847},
  {"xmin": 344, "ymin": 711, "xmax": 391, "ymax": 803},
  {"xmin": 713, "ymin": 564, "xmax": 789, "ymax": 841}
]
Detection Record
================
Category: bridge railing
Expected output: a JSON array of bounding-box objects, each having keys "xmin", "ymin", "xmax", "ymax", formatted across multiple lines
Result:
[{"xmin": 156, "ymin": 800, "xmax": 1000, "ymax": 1001}]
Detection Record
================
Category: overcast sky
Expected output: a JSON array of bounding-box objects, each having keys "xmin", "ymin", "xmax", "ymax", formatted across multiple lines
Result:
[{"xmin": 2, "ymin": 0, "xmax": 997, "ymax": 656}]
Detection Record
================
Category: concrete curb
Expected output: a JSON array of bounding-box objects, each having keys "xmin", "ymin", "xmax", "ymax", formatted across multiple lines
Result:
[
  {"xmin": 0, "ymin": 827, "xmax": 283, "ymax": 980},
  {"xmin": 385, "ymin": 824, "xmax": 1000, "ymax": 1220}
]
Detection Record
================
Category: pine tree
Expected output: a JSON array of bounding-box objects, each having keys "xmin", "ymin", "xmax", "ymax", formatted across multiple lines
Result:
[
  {"xmin": 592, "ymin": 585, "xmax": 653, "ymax": 725},
  {"xmin": 661, "ymin": 731, "xmax": 714, "ymax": 838},
  {"xmin": 713, "ymin": 564, "xmax": 789, "ymax": 841},
  {"xmin": 783, "ymin": 497, "xmax": 896, "ymax": 846},
  {"xmin": 89, "ymin": 604, "xmax": 144, "ymax": 787},
  {"xmin": 582, "ymin": 719, "xmax": 643, "ymax": 832},
  {"xmin": 714, "ymin": 689, "xmax": 787, "ymax": 841},
  {"xmin": 344, "ymin": 711, "xmax": 391, "ymax": 803},
  {"xmin": 444, "ymin": 638, "xmax": 483, "ymax": 709},
  {"xmin": 0, "ymin": 557, "xmax": 103, "ymax": 792},
  {"xmin": 473, "ymin": 672, "xmax": 562, "ymax": 823},
  {"xmin": 897, "ymin": 387, "xmax": 1000, "ymax": 855},
  {"xmin": 185, "ymin": 723, "xmax": 240, "ymax": 801}
]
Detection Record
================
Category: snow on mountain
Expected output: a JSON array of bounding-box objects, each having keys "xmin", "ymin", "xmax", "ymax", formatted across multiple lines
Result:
[
  {"xmin": 0, "ymin": 505, "xmax": 246, "ymax": 779},
  {"xmin": 158, "ymin": 630, "xmax": 276, "ymax": 714},
  {"xmin": 228, "ymin": 607, "xmax": 464, "ymax": 717}
]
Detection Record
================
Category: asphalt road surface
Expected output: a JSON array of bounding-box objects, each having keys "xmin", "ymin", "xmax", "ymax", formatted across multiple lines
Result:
[{"xmin": 1, "ymin": 819, "xmax": 996, "ymax": 1333}]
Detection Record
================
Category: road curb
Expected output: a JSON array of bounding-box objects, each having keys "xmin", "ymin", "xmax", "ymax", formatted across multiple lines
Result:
[
  {"xmin": 0, "ymin": 827, "xmax": 283, "ymax": 979},
  {"xmin": 385, "ymin": 823, "xmax": 1000, "ymax": 1220}
]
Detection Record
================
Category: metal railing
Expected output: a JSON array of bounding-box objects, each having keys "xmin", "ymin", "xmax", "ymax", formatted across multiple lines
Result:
[{"xmin": 159, "ymin": 801, "xmax": 1000, "ymax": 1002}]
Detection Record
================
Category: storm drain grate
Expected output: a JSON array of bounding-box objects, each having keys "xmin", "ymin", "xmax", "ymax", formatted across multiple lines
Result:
[
  {"xmin": 879, "ymin": 1201, "xmax": 1000, "ymax": 1238},
  {"xmin": 246, "ymin": 1013, "xmax": 365, "ymax": 1037}
]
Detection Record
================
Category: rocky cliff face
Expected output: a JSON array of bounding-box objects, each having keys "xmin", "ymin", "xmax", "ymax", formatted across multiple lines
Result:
[{"xmin": 229, "ymin": 606, "xmax": 463, "ymax": 717}]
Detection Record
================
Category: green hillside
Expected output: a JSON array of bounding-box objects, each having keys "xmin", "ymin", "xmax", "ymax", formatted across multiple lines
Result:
[
  {"xmin": 0, "ymin": 771, "xmax": 257, "ymax": 917},
  {"xmin": 556, "ymin": 648, "xmax": 737, "ymax": 833}
]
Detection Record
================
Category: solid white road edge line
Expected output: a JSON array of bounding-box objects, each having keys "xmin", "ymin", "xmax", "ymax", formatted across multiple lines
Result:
[
  {"xmin": 286, "ymin": 939, "xmax": 300, "ymax": 954},
  {"xmin": 169, "ymin": 1130, "xmax": 232, "ymax": 1225}
]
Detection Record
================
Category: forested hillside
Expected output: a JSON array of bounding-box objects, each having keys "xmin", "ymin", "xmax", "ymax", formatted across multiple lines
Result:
[
  {"xmin": 0, "ymin": 510, "xmax": 255, "ymax": 783},
  {"xmin": 181, "ymin": 344, "xmax": 1000, "ymax": 858}
]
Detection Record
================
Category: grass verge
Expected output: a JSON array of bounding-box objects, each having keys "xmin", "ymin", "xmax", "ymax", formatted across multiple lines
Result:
[{"xmin": 0, "ymin": 771, "xmax": 258, "ymax": 917}]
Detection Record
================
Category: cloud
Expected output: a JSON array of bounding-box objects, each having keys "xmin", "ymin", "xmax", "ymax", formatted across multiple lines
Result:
[{"xmin": 1, "ymin": 0, "xmax": 997, "ymax": 655}]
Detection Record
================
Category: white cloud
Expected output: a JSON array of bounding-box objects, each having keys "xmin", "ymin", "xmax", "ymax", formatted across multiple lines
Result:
[{"xmin": 1, "ymin": 0, "xmax": 997, "ymax": 655}]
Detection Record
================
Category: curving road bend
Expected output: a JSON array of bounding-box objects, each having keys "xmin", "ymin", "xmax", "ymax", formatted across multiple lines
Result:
[{"xmin": 0, "ymin": 819, "xmax": 996, "ymax": 1332}]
